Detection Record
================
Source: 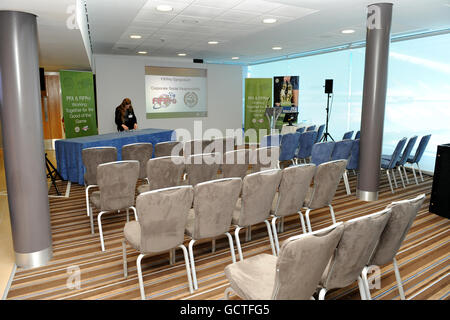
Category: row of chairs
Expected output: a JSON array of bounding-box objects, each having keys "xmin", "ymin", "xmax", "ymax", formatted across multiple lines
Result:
[
  {"xmin": 381, "ymin": 134, "xmax": 431, "ymax": 193},
  {"xmin": 224, "ymin": 193, "xmax": 425, "ymax": 300}
]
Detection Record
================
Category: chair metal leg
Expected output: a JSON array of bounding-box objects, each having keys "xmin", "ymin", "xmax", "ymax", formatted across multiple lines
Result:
[
  {"xmin": 178, "ymin": 244, "xmax": 194, "ymax": 294},
  {"xmin": 122, "ymin": 240, "xmax": 128, "ymax": 278},
  {"xmin": 264, "ymin": 220, "xmax": 276, "ymax": 256},
  {"xmin": 386, "ymin": 170, "xmax": 394, "ymax": 193},
  {"xmin": 169, "ymin": 248, "xmax": 175, "ymax": 265},
  {"xmin": 130, "ymin": 206, "xmax": 138, "ymax": 221},
  {"xmin": 89, "ymin": 204, "xmax": 94, "ymax": 234},
  {"xmin": 361, "ymin": 266, "xmax": 371, "ymax": 300},
  {"xmin": 393, "ymin": 257, "xmax": 406, "ymax": 300},
  {"xmin": 225, "ymin": 232, "xmax": 236, "ymax": 263},
  {"xmin": 411, "ymin": 165, "xmax": 419, "ymax": 185},
  {"xmin": 271, "ymin": 216, "xmax": 280, "ymax": 255},
  {"xmin": 98, "ymin": 211, "xmax": 107, "ymax": 251},
  {"xmin": 126, "ymin": 208, "xmax": 129, "ymax": 223},
  {"xmin": 357, "ymin": 275, "xmax": 368, "ymax": 300},
  {"xmin": 224, "ymin": 287, "xmax": 234, "ymax": 300},
  {"xmin": 318, "ymin": 288, "xmax": 327, "ymax": 300},
  {"xmin": 392, "ymin": 168, "xmax": 398, "ymax": 188},
  {"xmin": 211, "ymin": 239, "xmax": 216, "ymax": 253},
  {"xmin": 343, "ymin": 170, "xmax": 351, "ymax": 195},
  {"xmin": 402, "ymin": 166, "xmax": 409, "ymax": 184},
  {"xmin": 328, "ymin": 204, "xmax": 336, "ymax": 224},
  {"xmin": 305, "ymin": 208, "xmax": 312, "ymax": 233},
  {"xmin": 245, "ymin": 226, "xmax": 251, "ymax": 241},
  {"xmin": 397, "ymin": 166, "xmax": 405, "ymax": 188},
  {"xmin": 136, "ymin": 253, "xmax": 146, "ymax": 300},
  {"xmin": 85, "ymin": 187, "xmax": 90, "ymax": 216},
  {"xmin": 298, "ymin": 211, "xmax": 307, "ymax": 234},
  {"xmin": 188, "ymin": 239, "xmax": 198, "ymax": 291},
  {"xmin": 234, "ymin": 226, "xmax": 244, "ymax": 261},
  {"xmin": 417, "ymin": 163, "xmax": 424, "ymax": 182}
]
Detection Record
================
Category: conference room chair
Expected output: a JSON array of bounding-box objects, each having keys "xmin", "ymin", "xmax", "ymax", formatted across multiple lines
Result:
[
  {"xmin": 185, "ymin": 153, "xmax": 221, "ymax": 186},
  {"xmin": 310, "ymin": 141, "xmax": 335, "ymax": 166},
  {"xmin": 406, "ymin": 134, "xmax": 431, "ymax": 184},
  {"xmin": 331, "ymin": 139, "xmax": 354, "ymax": 195},
  {"xmin": 342, "ymin": 130, "xmax": 354, "ymax": 140},
  {"xmin": 185, "ymin": 178, "xmax": 242, "ymax": 290},
  {"xmin": 260, "ymin": 134, "xmax": 282, "ymax": 148},
  {"xmin": 278, "ymin": 132, "xmax": 301, "ymax": 165},
  {"xmin": 251, "ymin": 146, "xmax": 280, "ymax": 172},
  {"xmin": 315, "ymin": 124, "xmax": 325, "ymax": 143},
  {"xmin": 270, "ymin": 164, "xmax": 316, "ymax": 255},
  {"xmin": 138, "ymin": 156, "xmax": 185, "ymax": 194},
  {"xmin": 355, "ymin": 130, "xmax": 361, "ymax": 140},
  {"xmin": 184, "ymin": 139, "xmax": 213, "ymax": 157},
  {"xmin": 90, "ymin": 160, "xmax": 139, "ymax": 251},
  {"xmin": 363, "ymin": 194, "xmax": 425, "ymax": 300},
  {"xmin": 224, "ymin": 223, "xmax": 344, "ymax": 300},
  {"xmin": 306, "ymin": 125, "xmax": 316, "ymax": 132},
  {"xmin": 154, "ymin": 141, "xmax": 183, "ymax": 157},
  {"xmin": 295, "ymin": 131, "xmax": 317, "ymax": 164},
  {"xmin": 380, "ymin": 137, "xmax": 407, "ymax": 193},
  {"xmin": 81, "ymin": 146, "xmax": 117, "ymax": 234},
  {"xmin": 208, "ymin": 136, "xmax": 235, "ymax": 155},
  {"xmin": 122, "ymin": 186, "xmax": 195, "ymax": 300},
  {"xmin": 383, "ymin": 136, "xmax": 417, "ymax": 186},
  {"xmin": 222, "ymin": 149, "xmax": 250, "ymax": 179},
  {"xmin": 296, "ymin": 126, "xmax": 305, "ymax": 134},
  {"xmin": 346, "ymin": 139, "xmax": 360, "ymax": 193},
  {"xmin": 318, "ymin": 208, "xmax": 391, "ymax": 300},
  {"xmin": 303, "ymin": 159, "xmax": 347, "ymax": 233},
  {"xmin": 232, "ymin": 169, "xmax": 282, "ymax": 261},
  {"xmin": 121, "ymin": 142, "xmax": 153, "ymax": 183}
]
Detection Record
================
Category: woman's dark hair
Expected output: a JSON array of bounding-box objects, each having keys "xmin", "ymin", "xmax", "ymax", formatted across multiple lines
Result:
[{"xmin": 117, "ymin": 98, "xmax": 133, "ymax": 123}]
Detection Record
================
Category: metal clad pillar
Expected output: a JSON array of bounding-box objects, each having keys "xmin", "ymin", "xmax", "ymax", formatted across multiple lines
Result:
[
  {"xmin": 0, "ymin": 11, "xmax": 53, "ymax": 268},
  {"xmin": 357, "ymin": 3, "xmax": 393, "ymax": 201}
]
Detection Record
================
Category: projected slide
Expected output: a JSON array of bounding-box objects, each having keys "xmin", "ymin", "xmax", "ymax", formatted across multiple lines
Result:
[{"xmin": 145, "ymin": 66, "xmax": 207, "ymax": 118}]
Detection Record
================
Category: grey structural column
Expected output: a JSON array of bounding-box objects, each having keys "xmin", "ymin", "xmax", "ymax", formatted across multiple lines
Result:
[
  {"xmin": 0, "ymin": 11, "xmax": 53, "ymax": 268},
  {"xmin": 357, "ymin": 3, "xmax": 393, "ymax": 201}
]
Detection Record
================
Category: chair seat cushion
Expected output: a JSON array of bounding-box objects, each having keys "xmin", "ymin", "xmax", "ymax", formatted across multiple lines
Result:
[
  {"xmin": 90, "ymin": 191, "xmax": 101, "ymax": 209},
  {"xmin": 232, "ymin": 198, "xmax": 242, "ymax": 225},
  {"xmin": 224, "ymin": 253, "xmax": 277, "ymax": 300},
  {"xmin": 137, "ymin": 184, "xmax": 151, "ymax": 194},
  {"xmin": 407, "ymin": 156, "xmax": 414, "ymax": 163},
  {"xmin": 185, "ymin": 209, "xmax": 195, "ymax": 238},
  {"xmin": 380, "ymin": 158, "xmax": 391, "ymax": 169},
  {"xmin": 124, "ymin": 220, "xmax": 141, "ymax": 251}
]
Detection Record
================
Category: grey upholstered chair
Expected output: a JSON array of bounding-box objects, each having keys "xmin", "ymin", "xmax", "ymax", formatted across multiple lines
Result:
[
  {"xmin": 90, "ymin": 160, "xmax": 139, "ymax": 251},
  {"xmin": 185, "ymin": 153, "xmax": 220, "ymax": 186},
  {"xmin": 224, "ymin": 223, "xmax": 344, "ymax": 300},
  {"xmin": 303, "ymin": 159, "xmax": 347, "ymax": 233},
  {"xmin": 121, "ymin": 143, "xmax": 153, "ymax": 181},
  {"xmin": 137, "ymin": 156, "xmax": 185, "ymax": 194},
  {"xmin": 232, "ymin": 169, "xmax": 282, "ymax": 261},
  {"xmin": 185, "ymin": 178, "xmax": 242, "ymax": 290},
  {"xmin": 271, "ymin": 164, "xmax": 316, "ymax": 255},
  {"xmin": 184, "ymin": 139, "xmax": 213, "ymax": 157},
  {"xmin": 207, "ymin": 136, "xmax": 235, "ymax": 156},
  {"xmin": 363, "ymin": 194, "xmax": 426, "ymax": 300},
  {"xmin": 154, "ymin": 141, "xmax": 183, "ymax": 157},
  {"xmin": 318, "ymin": 208, "xmax": 391, "ymax": 300},
  {"xmin": 251, "ymin": 146, "xmax": 280, "ymax": 172},
  {"xmin": 81, "ymin": 146, "xmax": 117, "ymax": 233},
  {"xmin": 222, "ymin": 149, "xmax": 250, "ymax": 179},
  {"xmin": 122, "ymin": 186, "xmax": 194, "ymax": 300}
]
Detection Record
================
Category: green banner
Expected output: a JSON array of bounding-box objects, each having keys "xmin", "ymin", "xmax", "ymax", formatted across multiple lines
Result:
[
  {"xmin": 244, "ymin": 78, "xmax": 272, "ymax": 143},
  {"xmin": 60, "ymin": 70, "xmax": 98, "ymax": 138}
]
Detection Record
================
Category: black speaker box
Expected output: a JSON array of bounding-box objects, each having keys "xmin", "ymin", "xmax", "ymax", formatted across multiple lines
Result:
[
  {"xmin": 325, "ymin": 79, "xmax": 333, "ymax": 94},
  {"xmin": 193, "ymin": 59, "xmax": 204, "ymax": 64},
  {"xmin": 39, "ymin": 67, "xmax": 46, "ymax": 92},
  {"xmin": 429, "ymin": 143, "xmax": 450, "ymax": 219}
]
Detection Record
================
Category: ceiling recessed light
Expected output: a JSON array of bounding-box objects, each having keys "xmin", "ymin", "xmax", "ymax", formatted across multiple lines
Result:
[
  {"xmin": 208, "ymin": 41, "xmax": 219, "ymax": 44},
  {"xmin": 272, "ymin": 46, "xmax": 282, "ymax": 50},
  {"xmin": 156, "ymin": 5, "xmax": 173, "ymax": 12},
  {"xmin": 231, "ymin": 57, "xmax": 239, "ymax": 60},
  {"xmin": 341, "ymin": 29, "xmax": 355, "ymax": 34},
  {"xmin": 129, "ymin": 35, "xmax": 142, "ymax": 39},
  {"xmin": 137, "ymin": 51, "xmax": 147, "ymax": 54},
  {"xmin": 178, "ymin": 53, "xmax": 187, "ymax": 56},
  {"xmin": 262, "ymin": 18, "xmax": 277, "ymax": 24}
]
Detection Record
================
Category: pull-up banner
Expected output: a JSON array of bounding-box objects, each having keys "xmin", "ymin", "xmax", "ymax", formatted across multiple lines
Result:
[
  {"xmin": 273, "ymin": 75, "xmax": 299, "ymax": 130},
  {"xmin": 244, "ymin": 78, "xmax": 272, "ymax": 142},
  {"xmin": 60, "ymin": 70, "xmax": 98, "ymax": 138}
]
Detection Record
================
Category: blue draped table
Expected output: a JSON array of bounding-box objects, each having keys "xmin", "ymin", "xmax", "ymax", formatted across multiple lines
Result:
[{"xmin": 55, "ymin": 128, "xmax": 175, "ymax": 185}]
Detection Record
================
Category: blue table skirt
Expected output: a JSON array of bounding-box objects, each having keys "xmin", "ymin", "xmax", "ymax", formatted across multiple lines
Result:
[{"xmin": 55, "ymin": 128, "xmax": 175, "ymax": 185}]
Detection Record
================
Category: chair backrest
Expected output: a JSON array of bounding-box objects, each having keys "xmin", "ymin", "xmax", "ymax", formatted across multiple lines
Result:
[
  {"xmin": 305, "ymin": 160, "xmax": 347, "ymax": 209},
  {"xmin": 296, "ymin": 126, "xmax": 305, "ymax": 134},
  {"xmin": 316, "ymin": 124, "xmax": 325, "ymax": 143},
  {"xmin": 271, "ymin": 223, "xmax": 344, "ymax": 300},
  {"xmin": 206, "ymin": 136, "xmax": 235, "ymax": 155},
  {"xmin": 331, "ymin": 139, "xmax": 354, "ymax": 162},
  {"xmin": 82, "ymin": 147, "xmax": 117, "ymax": 186},
  {"xmin": 184, "ymin": 139, "xmax": 213, "ymax": 157},
  {"xmin": 369, "ymin": 194, "xmax": 426, "ymax": 266},
  {"xmin": 311, "ymin": 141, "xmax": 335, "ymax": 166},
  {"xmin": 397, "ymin": 136, "xmax": 418, "ymax": 166},
  {"xmin": 260, "ymin": 134, "xmax": 282, "ymax": 148},
  {"xmin": 321, "ymin": 209, "xmax": 391, "ymax": 290},
  {"xmin": 136, "ymin": 186, "xmax": 194, "ymax": 253},
  {"xmin": 121, "ymin": 143, "xmax": 153, "ymax": 179},
  {"xmin": 222, "ymin": 149, "xmax": 250, "ymax": 179},
  {"xmin": 410, "ymin": 134, "xmax": 431, "ymax": 164},
  {"xmin": 279, "ymin": 132, "xmax": 301, "ymax": 161},
  {"xmin": 306, "ymin": 125, "xmax": 316, "ymax": 132},
  {"xmin": 297, "ymin": 131, "xmax": 318, "ymax": 159},
  {"xmin": 387, "ymin": 137, "xmax": 407, "ymax": 169},
  {"xmin": 347, "ymin": 139, "xmax": 360, "ymax": 170},
  {"xmin": 251, "ymin": 147, "xmax": 280, "ymax": 172},
  {"xmin": 192, "ymin": 178, "xmax": 242, "ymax": 239},
  {"xmin": 342, "ymin": 131, "xmax": 354, "ymax": 140},
  {"xmin": 238, "ymin": 169, "xmax": 282, "ymax": 227},
  {"xmin": 355, "ymin": 130, "xmax": 361, "ymax": 140},
  {"xmin": 185, "ymin": 153, "xmax": 220, "ymax": 185},
  {"xmin": 154, "ymin": 141, "xmax": 183, "ymax": 157},
  {"xmin": 146, "ymin": 156, "xmax": 185, "ymax": 190},
  {"xmin": 97, "ymin": 160, "xmax": 139, "ymax": 211},
  {"xmin": 274, "ymin": 164, "xmax": 316, "ymax": 217}
]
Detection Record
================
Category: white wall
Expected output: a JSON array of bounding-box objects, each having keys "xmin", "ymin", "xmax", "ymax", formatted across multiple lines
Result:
[{"xmin": 94, "ymin": 54, "xmax": 243, "ymax": 137}]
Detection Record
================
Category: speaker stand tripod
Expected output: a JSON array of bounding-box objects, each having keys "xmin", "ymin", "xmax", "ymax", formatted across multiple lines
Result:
[
  {"xmin": 320, "ymin": 93, "xmax": 334, "ymax": 142},
  {"xmin": 46, "ymin": 153, "xmax": 63, "ymax": 196}
]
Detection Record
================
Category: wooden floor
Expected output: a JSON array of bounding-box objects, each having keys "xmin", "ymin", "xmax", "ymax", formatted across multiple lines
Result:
[{"xmin": 5, "ymin": 170, "xmax": 450, "ymax": 300}]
